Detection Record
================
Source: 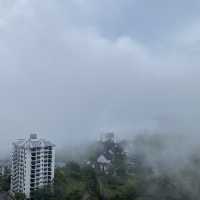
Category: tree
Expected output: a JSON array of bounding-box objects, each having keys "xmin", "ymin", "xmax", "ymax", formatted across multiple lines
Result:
[
  {"xmin": 0, "ymin": 174, "xmax": 10, "ymax": 192},
  {"xmin": 15, "ymin": 192, "xmax": 26, "ymax": 200},
  {"xmin": 83, "ymin": 166, "xmax": 101, "ymax": 199},
  {"xmin": 64, "ymin": 161, "xmax": 81, "ymax": 180}
]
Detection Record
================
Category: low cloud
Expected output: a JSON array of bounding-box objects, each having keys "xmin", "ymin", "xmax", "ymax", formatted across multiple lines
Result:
[{"xmin": 0, "ymin": 0, "xmax": 199, "ymax": 156}]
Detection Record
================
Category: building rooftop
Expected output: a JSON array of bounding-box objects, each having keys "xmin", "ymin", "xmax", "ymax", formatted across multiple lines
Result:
[
  {"xmin": 97, "ymin": 155, "xmax": 111, "ymax": 164},
  {"xmin": 13, "ymin": 134, "xmax": 55, "ymax": 149}
]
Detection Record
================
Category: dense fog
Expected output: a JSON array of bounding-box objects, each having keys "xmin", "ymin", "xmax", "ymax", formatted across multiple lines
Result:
[{"xmin": 0, "ymin": 0, "xmax": 200, "ymax": 158}]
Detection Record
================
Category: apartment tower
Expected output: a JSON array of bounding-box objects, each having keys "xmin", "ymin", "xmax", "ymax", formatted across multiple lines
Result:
[{"xmin": 11, "ymin": 134, "xmax": 55, "ymax": 198}]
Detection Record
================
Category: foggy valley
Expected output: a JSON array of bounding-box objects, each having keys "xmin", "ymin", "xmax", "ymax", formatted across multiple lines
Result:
[{"xmin": 0, "ymin": 0, "xmax": 200, "ymax": 199}]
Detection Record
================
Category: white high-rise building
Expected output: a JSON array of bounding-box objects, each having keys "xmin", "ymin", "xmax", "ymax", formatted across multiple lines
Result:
[{"xmin": 11, "ymin": 134, "xmax": 55, "ymax": 198}]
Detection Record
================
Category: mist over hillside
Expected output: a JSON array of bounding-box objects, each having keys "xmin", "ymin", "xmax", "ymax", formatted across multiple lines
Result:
[
  {"xmin": 1, "ymin": 0, "xmax": 200, "ymax": 199},
  {"xmin": 27, "ymin": 131, "xmax": 200, "ymax": 200},
  {"xmin": 56, "ymin": 130, "xmax": 200, "ymax": 169}
]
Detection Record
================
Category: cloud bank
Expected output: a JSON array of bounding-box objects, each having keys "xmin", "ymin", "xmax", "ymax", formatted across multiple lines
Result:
[{"xmin": 0, "ymin": 0, "xmax": 200, "ymax": 155}]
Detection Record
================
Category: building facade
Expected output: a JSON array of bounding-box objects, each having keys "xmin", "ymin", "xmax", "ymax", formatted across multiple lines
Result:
[{"xmin": 11, "ymin": 134, "xmax": 55, "ymax": 198}]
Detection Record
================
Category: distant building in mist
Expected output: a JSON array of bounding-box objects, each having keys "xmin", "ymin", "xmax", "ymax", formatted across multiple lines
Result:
[
  {"xmin": 11, "ymin": 134, "xmax": 55, "ymax": 198},
  {"xmin": 100, "ymin": 132, "xmax": 115, "ymax": 143},
  {"xmin": 55, "ymin": 161, "xmax": 66, "ymax": 168},
  {"xmin": 0, "ymin": 160, "xmax": 10, "ymax": 176},
  {"xmin": 87, "ymin": 132, "xmax": 127, "ymax": 175}
]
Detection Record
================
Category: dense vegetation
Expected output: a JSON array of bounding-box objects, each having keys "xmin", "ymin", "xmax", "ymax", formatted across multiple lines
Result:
[
  {"xmin": 31, "ymin": 133, "xmax": 137, "ymax": 200},
  {"xmin": 0, "ymin": 172, "xmax": 10, "ymax": 192},
  {"xmin": 4, "ymin": 133, "xmax": 200, "ymax": 199},
  {"xmin": 29, "ymin": 133, "xmax": 200, "ymax": 200}
]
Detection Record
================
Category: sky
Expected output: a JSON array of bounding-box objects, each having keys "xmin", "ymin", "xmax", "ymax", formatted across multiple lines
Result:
[{"xmin": 0, "ymin": 0, "xmax": 200, "ymax": 154}]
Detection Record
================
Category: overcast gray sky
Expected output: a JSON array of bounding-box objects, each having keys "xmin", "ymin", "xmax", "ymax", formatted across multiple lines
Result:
[{"xmin": 0, "ymin": 0, "xmax": 200, "ymax": 154}]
